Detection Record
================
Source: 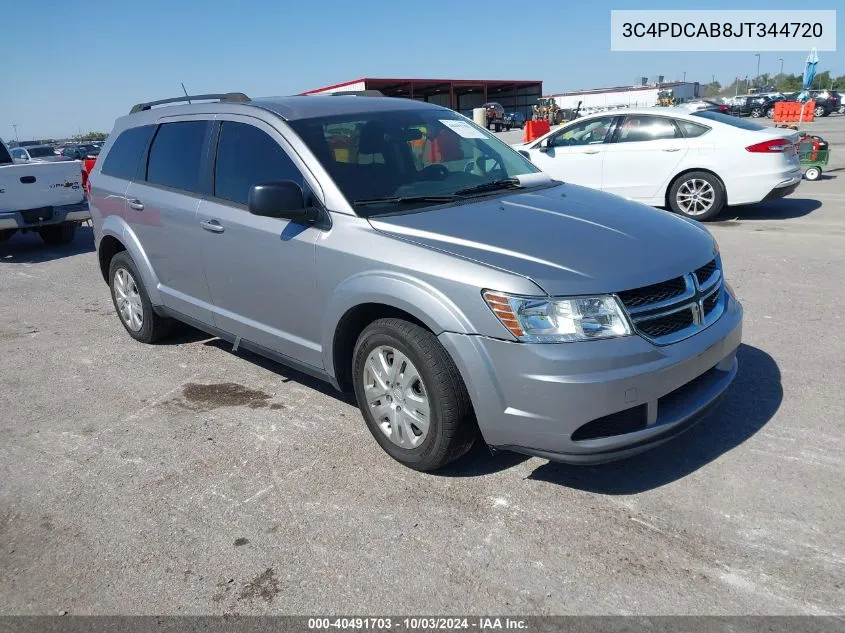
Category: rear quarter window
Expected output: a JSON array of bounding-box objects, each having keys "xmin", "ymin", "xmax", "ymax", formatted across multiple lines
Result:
[
  {"xmin": 101, "ymin": 125, "xmax": 156, "ymax": 179},
  {"xmin": 676, "ymin": 120, "xmax": 710, "ymax": 138},
  {"xmin": 691, "ymin": 111, "xmax": 765, "ymax": 131}
]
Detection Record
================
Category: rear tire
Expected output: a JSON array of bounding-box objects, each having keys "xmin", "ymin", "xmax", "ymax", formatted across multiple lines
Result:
[
  {"xmin": 352, "ymin": 318, "xmax": 476, "ymax": 471},
  {"xmin": 38, "ymin": 222, "xmax": 75, "ymax": 245},
  {"xmin": 750, "ymin": 108, "xmax": 762, "ymax": 118},
  {"xmin": 814, "ymin": 106, "xmax": 825, "ymax": 118},
  {"xmin": 108, "ymin": 251, "xmax": 172, "ymax": 343},
  {"xmin": 668, "ymin": 171, "xmax": 726, "ymax": 221},
  {"xmin": 805, "ymin": 166, "xmax": 821, "ymax": 181},
  {"xmin": 766, "ymin": 107, "xmax": 775, "ymax": 119},
  {"xmin": 0, "ymin": 229, "xmax": 14, "ymax": 242}
]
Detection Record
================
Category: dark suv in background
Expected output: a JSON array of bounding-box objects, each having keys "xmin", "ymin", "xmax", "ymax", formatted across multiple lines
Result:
[
  {"xmin": 726, "ymin": 95, "xmax": 779, "ymax": 118},
  {"xmin": 807, "ymin": 90, "xmax": 842, "ymax": 117}
]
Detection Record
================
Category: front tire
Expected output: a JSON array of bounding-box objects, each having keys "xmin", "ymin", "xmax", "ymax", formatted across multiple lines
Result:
[
  {"xmin": 108, "ymin": 251, "xmax": 172, "ymax": 343},
  {"xmin": 352, "ymin": 318, "xmax": 476, "ymax": 471},
  {"xmin": 805, "ymin": 166, "xmax": 821, "ymax": 181},
  {"xmin": 38, "ymin": 222, "xmax": 75, "ymax": 245},
  {"xmin": 750, "ymin": 108, "xmax": 763, "ymax": 118},
  {"xmin": 668, "ymin": 171, "xmax": 726, "ymax": 221}
]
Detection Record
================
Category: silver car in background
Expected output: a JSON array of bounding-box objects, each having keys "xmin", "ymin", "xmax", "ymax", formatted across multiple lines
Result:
[{"xmin": 88, "ymin": 92, "xmax": 743, "ymax": 471}]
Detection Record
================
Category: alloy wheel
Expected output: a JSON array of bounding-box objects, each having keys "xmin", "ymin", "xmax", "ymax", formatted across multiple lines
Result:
[
  {"xmin": 114, "ymin": 268, "xmax": 143, "ymax": 331},
  {"xmin": 676, "ymin": 178, "xmax": 715, "ymax": 216},
  {"xmin": 362, "ymin": 345, "xmax": 431, "ymax": 449}
]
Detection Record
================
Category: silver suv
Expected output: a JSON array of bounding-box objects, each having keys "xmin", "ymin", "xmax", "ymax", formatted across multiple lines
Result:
[{"xmin": 89, "ymin": 92, "xmax": 743, "ymax": 471}]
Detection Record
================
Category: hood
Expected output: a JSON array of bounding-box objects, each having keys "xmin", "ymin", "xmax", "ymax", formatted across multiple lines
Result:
[{"xmin": 369, "ymin": 184, "xmax": 716, "ymax": 296}]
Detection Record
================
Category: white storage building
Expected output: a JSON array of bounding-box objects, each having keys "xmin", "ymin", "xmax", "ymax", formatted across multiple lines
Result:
[{"xmin": 550, "ymin": 82, "xmax": 700, "ymax": 111}]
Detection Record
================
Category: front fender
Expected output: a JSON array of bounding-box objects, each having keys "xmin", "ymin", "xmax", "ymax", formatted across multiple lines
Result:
[
  {"xmin": 100, "ymin": 215, "xmax": 163, "ymax": 306},
  {"xmin": 321, "ymin": 270, "xmax": 475, "ymax": 377}
]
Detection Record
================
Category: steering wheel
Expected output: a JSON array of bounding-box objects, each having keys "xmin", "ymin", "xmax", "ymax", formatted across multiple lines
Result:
[{"xmin": 420, "ymin": 164, "xmax": 450, "ymax": 180}]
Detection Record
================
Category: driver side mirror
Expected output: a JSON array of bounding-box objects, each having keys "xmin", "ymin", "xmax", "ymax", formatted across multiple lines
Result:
[{"xmin": 248, "ymin": 181, "xmax": 318, "ymax": 223}]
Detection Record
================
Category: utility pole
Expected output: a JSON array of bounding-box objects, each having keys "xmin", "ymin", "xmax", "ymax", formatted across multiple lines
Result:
[
  {"xmin": 12, "ymin": 124, "xmax": 19, "ymax": 141},
  {"xmin": 778, "ymin": 57, "xmax": 784, "ymax": 76},
  {"xmin": 683, "ymin": 71, "xmax": 687, "ymax": 82},
  {"xmin": 754, "ymin": 54, "xmax": 761, "ymax": 86}
]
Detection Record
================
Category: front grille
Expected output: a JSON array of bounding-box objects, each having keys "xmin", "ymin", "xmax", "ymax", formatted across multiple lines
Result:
[
  {"xmin": 637, "ymin": 309, "xmax": 695, "ymax": 338},
  {"xmin": 616, "ymin": 258, "xmax": 724, "ymax": 345},
  {"xmin": 703, "ymin": 289, "xmax": 720, "ymax": 316},
  {"xmin": 658, "ymin": 366, "xmax": 720, "ymax": 413},
  {"xmin": 617, "ymin": 277, "xmax": 686, "ymax": 309},
  {"xmin": 571, "ymin": 404, "xmax": 647, "ymax": 441},
  {"xmin": 694, "ymin": 259, "xmax": 718, "ymax": 286}
]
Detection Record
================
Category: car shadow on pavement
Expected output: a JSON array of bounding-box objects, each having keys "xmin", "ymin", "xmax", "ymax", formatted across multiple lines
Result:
[
  {"xmin": 526, "ymin": 343, "xmax": 781, "ymax": 494},
  {"xmin": 202, "ymin": 338, "xmax": 357, "ymax": 404},
  {"xmin": 0, "ymin": 225, "xmax": 95, "ymax": 263},
  {"xmin": 720, "ymin": 198, "xmax": 822, "ymax": 222},
  {"xmin": 435, "ymin": 441, "xmax": 531, "ymax": 478}
]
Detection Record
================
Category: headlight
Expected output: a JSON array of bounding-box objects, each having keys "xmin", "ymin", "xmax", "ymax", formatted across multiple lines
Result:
[{"xmin": 483, "ymin": 291, "xmax": 632, "ymax": 343}]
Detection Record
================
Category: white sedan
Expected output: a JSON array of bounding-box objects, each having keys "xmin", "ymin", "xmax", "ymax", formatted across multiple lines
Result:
[{"xmin": 515, "ymin": 108, "xmax": 802, "ymax": 221}]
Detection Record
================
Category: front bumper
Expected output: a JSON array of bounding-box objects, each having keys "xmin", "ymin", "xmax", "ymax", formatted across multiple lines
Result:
[
  {"xmin": 439, "ymin": 288, "xmax": 743, "ymax": 464},
  {"xmin": 0, "ymin": 201, "xmax": 90, "ymax": 231}
]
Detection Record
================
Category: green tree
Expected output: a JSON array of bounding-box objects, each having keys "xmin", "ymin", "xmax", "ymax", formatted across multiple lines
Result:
[
  {"xmin": 72, "ymin": 131, "xmax": 107, "ymax": 142},
  {"xmin": 701, "ymin": 81, "xmax": 722, "ymax": 97}
]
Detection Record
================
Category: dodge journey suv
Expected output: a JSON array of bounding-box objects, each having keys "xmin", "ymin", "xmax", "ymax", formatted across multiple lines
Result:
[{"xmin": 89, "ymin": 92, "xmax": 743, "ymax": 471}]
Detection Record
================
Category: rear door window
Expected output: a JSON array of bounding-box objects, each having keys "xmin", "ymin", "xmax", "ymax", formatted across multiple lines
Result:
[
  {"xmin": 145, "ymin": 121, "xmax": 210, "ymax": 193},
  {"xmin": 101, "ymin": 125, "xmax": 156, "ymax": 179},
  {"xmin": 213, "ymin": 121, "xmax": 305, "ymax": 206}
]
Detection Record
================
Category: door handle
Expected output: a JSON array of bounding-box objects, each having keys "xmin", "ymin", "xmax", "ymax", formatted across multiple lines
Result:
[
  {"xmin": 662, "ymin": 148, "xmax": 681, "ymax": 152},
  {"xmin": 200, "ymin": 219, "xmax": 225, "ymax": 234},
  {"xmin": 583, "ymin": 149, "xmax": 601, "ymax": 154},
  {"xmin": 127, "ymin": 199, "xmax": 145, "ymax": 211}
]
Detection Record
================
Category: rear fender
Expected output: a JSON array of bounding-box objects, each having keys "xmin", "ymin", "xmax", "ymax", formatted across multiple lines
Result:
[{"xmin": 99, "ymin": 215, "xmax": 162, "ymax": 305}]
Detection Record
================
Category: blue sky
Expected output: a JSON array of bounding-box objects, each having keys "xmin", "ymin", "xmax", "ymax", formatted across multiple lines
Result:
[{"xmin": 2, "ymin": 0, "xmax": 842, "ymax": 139}]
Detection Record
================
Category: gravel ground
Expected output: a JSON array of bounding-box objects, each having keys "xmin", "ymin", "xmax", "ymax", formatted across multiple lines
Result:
[{"xmin": 1, "ymin": 115, "xmax": 843, "ymax": 616}]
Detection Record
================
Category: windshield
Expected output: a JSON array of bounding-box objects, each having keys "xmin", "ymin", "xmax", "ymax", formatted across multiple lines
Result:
[
  {"xmin": 287, "ymin": 109, "xmax": 540, "ymax": 216},
  {"xmin": 27, "ymin": 146, "xmax": 55, "ymax": 158},
  {"xmin": 691, "ymin": 110, "xmax": 766, "ymax": 131}
]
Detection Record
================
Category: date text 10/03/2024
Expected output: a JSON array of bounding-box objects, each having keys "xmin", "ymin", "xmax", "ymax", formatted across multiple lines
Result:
[{"xmin": 307, "ymin": 617, "xmax": 529, "ymax": 630}]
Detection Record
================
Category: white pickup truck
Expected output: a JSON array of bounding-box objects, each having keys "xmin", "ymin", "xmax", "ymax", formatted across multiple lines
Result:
[{"xmin": 1, "ymin": 137, "xmax": 90, "ymax": 245}]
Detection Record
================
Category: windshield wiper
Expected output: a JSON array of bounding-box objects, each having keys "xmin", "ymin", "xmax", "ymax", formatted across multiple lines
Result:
[
  {"xmin": 354, "ymin": 195, "xmax": 458, "ymax": 206},
  {"xmin": 453, "ymin": 179, "xmax": 521, "ymax": 196}
]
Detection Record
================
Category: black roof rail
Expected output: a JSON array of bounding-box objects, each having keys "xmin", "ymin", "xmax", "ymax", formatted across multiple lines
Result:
[
  {"xmin": 329, "ymin": 90, "xmax": 384, "ymax": 97},
  {"xmin": 129, "ymin": 92, "xmax": 250, "ymax": 114}
]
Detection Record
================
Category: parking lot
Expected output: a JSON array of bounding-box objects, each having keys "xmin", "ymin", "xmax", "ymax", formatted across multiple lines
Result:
[{"xmin": 1, "ymin": 116, "xmax": 844, "ymax": 616}]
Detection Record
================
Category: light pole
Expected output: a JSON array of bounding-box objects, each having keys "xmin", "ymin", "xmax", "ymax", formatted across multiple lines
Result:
[
  {"xmin": 12, "ymin": 124, "xmax": 18, "ymax": 142},
  {"xmin": 683, "ymin": 71, "xmax": 687, "ymax": 82},
  {"xmin": 754, "ymin": 54, "xmax": 761, "ymax": 87},
  {"xmin": 778, "ymin": 57, "xmax": 784, "ymax": 76}
]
